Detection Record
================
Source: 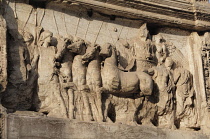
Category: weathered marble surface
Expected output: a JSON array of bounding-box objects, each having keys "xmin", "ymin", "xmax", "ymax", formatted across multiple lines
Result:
[
  {"xmin": 5, "ymin": 113, "xmax": 210, "ymax": 139},
  {"xmin": 1, "ymin": 0, "xmax": 210, "ymax": 138}
]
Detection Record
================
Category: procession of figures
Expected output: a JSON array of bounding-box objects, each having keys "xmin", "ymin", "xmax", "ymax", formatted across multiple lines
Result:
[{"xmin": 2, "ymin": 23, "xmax": 198, "ymax": 130}]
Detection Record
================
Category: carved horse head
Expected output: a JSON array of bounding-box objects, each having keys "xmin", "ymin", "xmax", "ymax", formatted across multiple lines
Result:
[
  {"xmin": 99, "ymin": 43, "xmax": 115, "ymax": 58},
  {"xmin": 82, "ymin": 43, "xmax": 100, "ymax": 64},
  {"xmin": 99, "ymin": 43, "xmax": 119, "ymax": 66},
  {"xmin": 67, "ymin": 37, "xmax": 86, "ymax": 55}
]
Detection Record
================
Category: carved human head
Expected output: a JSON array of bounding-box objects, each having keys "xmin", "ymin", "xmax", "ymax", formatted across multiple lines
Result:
[
  {"xmin": 22, "ymin": 31, "xmax": 34, "ymax": 44},
  {"xmin": 39, "ymin": 30, "xmax": 53, "ymax": 48},
  {"xmin": 138, "ymin": 23, "xmax": 149, "ymax": 41},
  {"xmin": 154, "ymin": 34, "xmax": 165, "ymax": 44},
  {"xmin": 165, "ymin": 57, "xmax": 173, "ymax": 69}
]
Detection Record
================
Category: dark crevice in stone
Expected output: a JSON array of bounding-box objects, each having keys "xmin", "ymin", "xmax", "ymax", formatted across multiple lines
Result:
[{"xmin": 29, "ymin": 0, "xmax": 49, "ymax": 8}]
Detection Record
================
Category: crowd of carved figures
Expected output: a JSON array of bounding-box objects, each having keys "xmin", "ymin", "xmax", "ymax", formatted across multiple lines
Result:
[{"xmin": 3, "ymin": 23, "xmax": 198, "ymax": 130}]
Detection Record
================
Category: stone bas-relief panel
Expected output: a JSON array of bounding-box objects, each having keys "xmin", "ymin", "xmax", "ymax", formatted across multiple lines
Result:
[{"xmin": 0, "ymin": 0, "xmax": 208, "ymax": 134}]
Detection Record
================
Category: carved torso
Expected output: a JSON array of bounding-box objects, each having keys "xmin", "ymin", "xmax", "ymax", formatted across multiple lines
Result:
[
  {"xmin": 38, "ymin": 46, "xmax": 56, "ymax": 84},
  {"xmin": 60, "ymin": 51, "xmax": 74, "ymax": 82},
  {"xmin": 174, "ymin": 68, "xmax": 192, "ymax": 96}
]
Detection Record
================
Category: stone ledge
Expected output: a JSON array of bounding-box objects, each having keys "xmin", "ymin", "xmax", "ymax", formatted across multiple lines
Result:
[
  {"xmin": 62, "ymin": 0, "xmax": 210, "ymax": 31},
  {"xmin": 5, "ymin": 113, "xmax": 210, "ymax": 139}
]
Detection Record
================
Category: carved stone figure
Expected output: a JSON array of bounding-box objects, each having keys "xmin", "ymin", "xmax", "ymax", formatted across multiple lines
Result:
[
  {"xmin": 22, "ymin": 31, "xmax": 34, "ymax": 63},
  {"xmin": 3, "ymin": 30, "xmax": 33, "ymax": 110},
  {"xmin": 148, "ymin": 57, "xmax": 176, "ymax": 129},
  {"xmin": 174, "ymin": 67, "xmax": 193, "ymax": 116},
  {"xmin": 154, "ymin": 35, "xmax": 167, "ymax": 65},
  {"xmin": 19, "ymin": 31, "xmax": 38, "ymax": 109},
  {"xmin": 115, "ymin": 39, "xmax": 135, "ymax": 71},
  {"xmin": 54, "ymin": 35, "xmax": 75, "ymax": 119},
  {"xmin": 2, "ymin": 0, "xmax": 210, "ymax": 137},
  {"xmin": 37, "ymin": 30, "xmax": 56, "ymax": 83},
  {"xmin": 37, "ymin": 30, "xmax": 68, "ymax": 118},
  {"xmin": 130, "ymin": 23, "xmax": 156, "ymax": 71},
  {"xmin": 174, "ymin": 67, "xmax": 197, "ymax": 129}
]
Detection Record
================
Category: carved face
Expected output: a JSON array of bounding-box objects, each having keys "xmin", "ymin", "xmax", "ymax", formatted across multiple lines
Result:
[
  {"xmin": 139, "ymin": 23, "xmax": 149, "ymax": 40},
  {"xmin": 99, "ymin": 43, "xmax": 112, "ymax": 58},
  {"xmin": 39, "ymin": 30, "xmax": 53, "ymax": 48}
]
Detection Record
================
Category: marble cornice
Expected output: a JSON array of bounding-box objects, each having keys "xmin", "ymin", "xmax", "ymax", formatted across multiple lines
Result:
[{"xmin": 65, "ymin": 0, "xmax": 210, "ymax": 31}]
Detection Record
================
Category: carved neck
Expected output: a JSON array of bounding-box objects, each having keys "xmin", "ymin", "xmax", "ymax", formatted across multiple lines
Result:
[
  {"xmin": 106, "ymin": 48, "xmax": 117, "ymax": 65},
  {"xmin": 95, "ymin": 50, "xmax": 100, "ymax": 60}
]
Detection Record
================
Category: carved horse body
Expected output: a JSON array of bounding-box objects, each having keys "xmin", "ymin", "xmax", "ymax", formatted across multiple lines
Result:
[
  {"xmin": 82, "ymin": 44, "xmax": 102, "ymax": 92},
  {"xmin": 82, "ymin": 44, "xmax": 103, "ymax": 121},
  {"xmin": 67, "ymin": 38, "xmax": 87, "ymax": 88},
  {"xmin": 67, "ymin": 38, "xmax": 93, "ymax": 121},
  {"xmin": 100, "ymin": 43, "xmax": 153, "ymax": 96}
]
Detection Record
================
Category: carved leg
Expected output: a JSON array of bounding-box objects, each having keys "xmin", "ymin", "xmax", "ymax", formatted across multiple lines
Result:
[
  {"xmin": 96, "ymin": 87, "xmax": 103, "ymax": 122},
  {"xmin": 176, "ymin": 92, "xmax": 185, "ymax": 117},
  {"xmin": 47, "ymin": 83, "xmax": 68, "ymax": 118},
  {"xmin": 103, "ymin": 100, "xmax": 111, "ymax": 123},
  {"xmin": 137, "ymin": 97, "xmax": 155, "ymax": 126},
  {"xmin": 62, "ymin": 89, "xmax": 69, "ymax": 118},
  {"xmin": 81, "ymin": 85, "xmax": 94, "ymax": 121},
  {"xmin": 68, "ymin": 89, "xmax": 75, "ymax": 119},
  {"xmin": 99, "ymin": 88, "xmax": 114, "ymax": 122},
  {"xmin": 103, "ymin": 94, "xmax": 113, "ymax": 123},
  {"xmin": 169, "ymin": 110, "xmax": 177, "ymax": 130}
]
